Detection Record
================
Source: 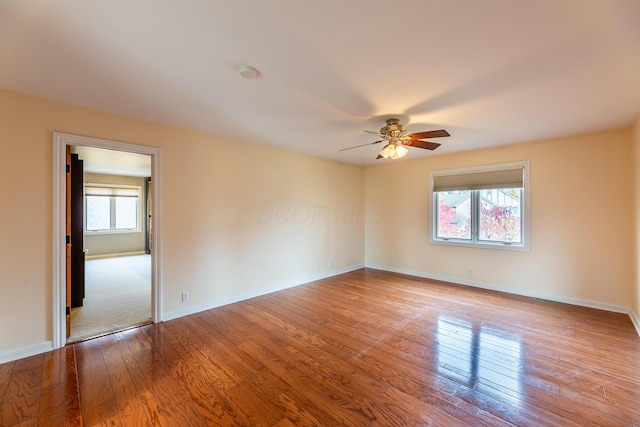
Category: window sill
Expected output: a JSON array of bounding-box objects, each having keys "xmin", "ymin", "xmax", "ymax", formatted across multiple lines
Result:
[
  {"xmin": 430, "ymin": 238, "xmax": 530, "ymax": 252},
  {"xmin": 85, "ymin": 229, "xmax": 141, "ymax": 236}
]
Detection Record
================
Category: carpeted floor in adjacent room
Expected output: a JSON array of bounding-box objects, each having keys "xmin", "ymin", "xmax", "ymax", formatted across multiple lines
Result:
[{"xmin": 69, "ymin": 254, "xmax": 151, "ymax": 342}]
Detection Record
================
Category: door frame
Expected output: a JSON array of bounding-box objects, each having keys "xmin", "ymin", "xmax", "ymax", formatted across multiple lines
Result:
[{"xmin": 52, "ymin": 132, "xmax": 162, "ymax": 349}]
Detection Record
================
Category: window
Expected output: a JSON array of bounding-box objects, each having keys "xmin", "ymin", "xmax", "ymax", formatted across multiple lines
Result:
[
  {"xmin": 430, "ymin": 161, "xmax": 529, "ymax": 251},
  {"xmin": 85, "ymin": 184, "xmax": 141, "ymax": 233}
]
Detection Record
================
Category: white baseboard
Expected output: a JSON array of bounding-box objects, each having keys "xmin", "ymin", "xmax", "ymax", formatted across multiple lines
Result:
[
  {"xmin": 367, "ymin": 264, "xmax": 640, "ymax": 335},
  {"xmin": 5, "ymin": 264, "xmax": 633, "ymax": 365},
  {"xmin": 0, "ymin": 341, "xmax": 52, "ymax": 365},
  {"xmin": 163, "ymin": 263, "xmax": 365, "ymax": 322},
  {"xmin": 630, "ymin": 309, "xmax": 640, "ymax": 336}
]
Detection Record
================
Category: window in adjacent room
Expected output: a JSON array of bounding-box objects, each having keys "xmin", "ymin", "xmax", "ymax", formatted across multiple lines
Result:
[
  {"xmin": 85, "ymin": 184, "xmax": 141, "ymax": 233},
  {"xmin": 430, "ymin": 161, "xmax": 530, "ymax": 251}
]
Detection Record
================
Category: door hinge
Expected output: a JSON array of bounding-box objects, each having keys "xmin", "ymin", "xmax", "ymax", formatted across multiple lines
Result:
[
  {"xmin": 66, "ymin": 235, "xmax": 71, "ymax": 244},
  {"xmin": 66, "ymin": 164, "xmax": 70, "ymax": 173},
  {"xmin": 66, "ymin": 306, "xmax": 70, "ymax": 315}
]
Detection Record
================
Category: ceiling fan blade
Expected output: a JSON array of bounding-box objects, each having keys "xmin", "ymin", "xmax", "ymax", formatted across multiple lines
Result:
[
  {"xmin": 403, "ymin": 140, "xmax": 441, "ymax": 150},
  {"xmin": 364, "ymin": 130, "xmax": 382, "ymax": 136},
  {"xmin": 339, "ymin": 140, "xmax": 384, "ymax": 151},
  {"xmin": 410, "ymin": 129, "xmax": 450, "ymax": 139},
  {"xmin": 376, "ymin": 154, "xmax": 383, "ymax": 159}
]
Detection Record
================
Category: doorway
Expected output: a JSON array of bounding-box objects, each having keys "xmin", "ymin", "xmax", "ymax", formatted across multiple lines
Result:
[
  {"xmin": 69, "ymin": 146, "xmax": 152, "ymax": 342},
  {"xmin": 52, "ymin": 133, "xmax": 162, "ymax": 349}
]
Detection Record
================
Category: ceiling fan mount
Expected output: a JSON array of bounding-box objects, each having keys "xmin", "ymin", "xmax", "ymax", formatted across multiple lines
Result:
[
  {"xmin": 379, "ymin": 118, "xmax": 408, "ymax": 139},
  {"xmin": 340, "ymin": 118, "xmax": 450, "ymax": 160}
]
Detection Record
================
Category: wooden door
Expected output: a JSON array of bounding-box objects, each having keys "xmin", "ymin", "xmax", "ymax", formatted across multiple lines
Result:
[
  {"xmin": 65, "ymin": 147, "xmax": 71, "ymax": 337},
  {"xmin": 70, "ymin": 153, "xmax": 85, "ymax": 308},
  {"xmin": 145, "ymin": 177, "xmax": 152, "ymax": 254}
]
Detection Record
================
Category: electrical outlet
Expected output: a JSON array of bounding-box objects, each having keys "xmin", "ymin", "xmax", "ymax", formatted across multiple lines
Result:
[
  {"xmin": 181, "ymin": 292, "xmax": 189, "ymax": 302},
  {"xmin": 329, "ymin": 261, "xmax": 333, "ymax": 268},
  {"xmin": 467, "ymin": 269, "xmax": 473, "ymax": 277},
  {"xmin": 315, "ymin": 264, "xmax": 319, "ymax": 272}
]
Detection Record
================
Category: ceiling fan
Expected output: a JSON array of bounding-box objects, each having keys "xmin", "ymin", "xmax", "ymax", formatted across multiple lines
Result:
[{"xmin": 340, "ymin": 118, "xmax": 450, "ymax": 159}]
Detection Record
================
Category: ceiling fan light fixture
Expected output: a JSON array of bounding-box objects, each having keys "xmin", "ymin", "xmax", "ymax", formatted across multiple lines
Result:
[
  {"xmin": 378, "ymin": 143, "xmax": 393, "ymax": 159},
  {"xmin": 378, "ymin": 143, "xmax": 408, "ymax": 160},
  {"xmin": 340, "ymin": 117, "xmax": 450, "ymax": 159},
  {"xmin": 394, "ymin": 144, "xmax": 408, "ymax": 159}
]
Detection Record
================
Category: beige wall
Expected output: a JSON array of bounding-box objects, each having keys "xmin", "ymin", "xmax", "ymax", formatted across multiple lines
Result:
[
  {"xmin": 83, "ymin": 173, "xmax": 147, "ymax": 257},
  {"xmin": 0, "ymin": 89, "xmax": 364, "ymax": 355},
  {"xmin": 1, "ymin": 86, "xmax": 637, "ymax": 359},
  {"xmin": 365, "ymin": 129, "xmax": 634, "ymax": 308},
  {"xmin": 633, "ymin": 117, "xmax": 640, "ymax": 320}
]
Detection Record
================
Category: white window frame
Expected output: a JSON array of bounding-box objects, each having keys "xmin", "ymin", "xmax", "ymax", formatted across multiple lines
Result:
[
  {"xmin": 84, "ymin": 183, "xmax": 142, "ymax": 234},
  {"xmin": 429, "ymin": 161, "xmax": 530, "ymax": 252}
]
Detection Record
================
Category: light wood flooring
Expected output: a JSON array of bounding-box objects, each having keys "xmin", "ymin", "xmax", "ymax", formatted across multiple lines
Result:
[{"xmin": 1, "ymin": 268, "xmax": 640, "ymax": 426}]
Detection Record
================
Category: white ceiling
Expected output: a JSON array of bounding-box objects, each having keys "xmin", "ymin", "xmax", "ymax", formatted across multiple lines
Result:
[
  {"xmin": 71, "ymin": 146, "xmax": 151, "ymax": 177},
  {"xmin": 2, "ymin": 0, "xmax": 639, "ymax": 166}
]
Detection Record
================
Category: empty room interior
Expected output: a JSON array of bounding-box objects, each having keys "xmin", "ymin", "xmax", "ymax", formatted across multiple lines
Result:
[{"xmin": 1, "ymin": 1, "xmax": 640, "ymax": 426}]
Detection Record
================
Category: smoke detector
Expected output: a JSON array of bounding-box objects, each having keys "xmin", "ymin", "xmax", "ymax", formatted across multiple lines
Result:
[{"xmin": 238, "ymin": 64, "xmax": 259, "ymax": 79}]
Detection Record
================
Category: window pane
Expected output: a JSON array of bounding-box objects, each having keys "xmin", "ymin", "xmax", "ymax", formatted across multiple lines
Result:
[
  {"xmin": 86, "ymin": 196, "xmax": 111, "ymax": 231},
  {"xmin": 115, "ymin": 197, "xmax": 138, "ymax": 230},
  {"xmin": 436, "ymin": 191, "xmax": 471, "ymax": 239},
  {"xmin": 479, "ymin": 188, "xmax": 522, "ymax": 243}
]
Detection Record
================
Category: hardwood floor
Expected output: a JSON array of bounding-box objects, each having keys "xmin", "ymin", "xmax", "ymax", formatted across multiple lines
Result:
[{"xmin": 2, "ymin": 268, "xmax": 640, "ymax": 426}]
